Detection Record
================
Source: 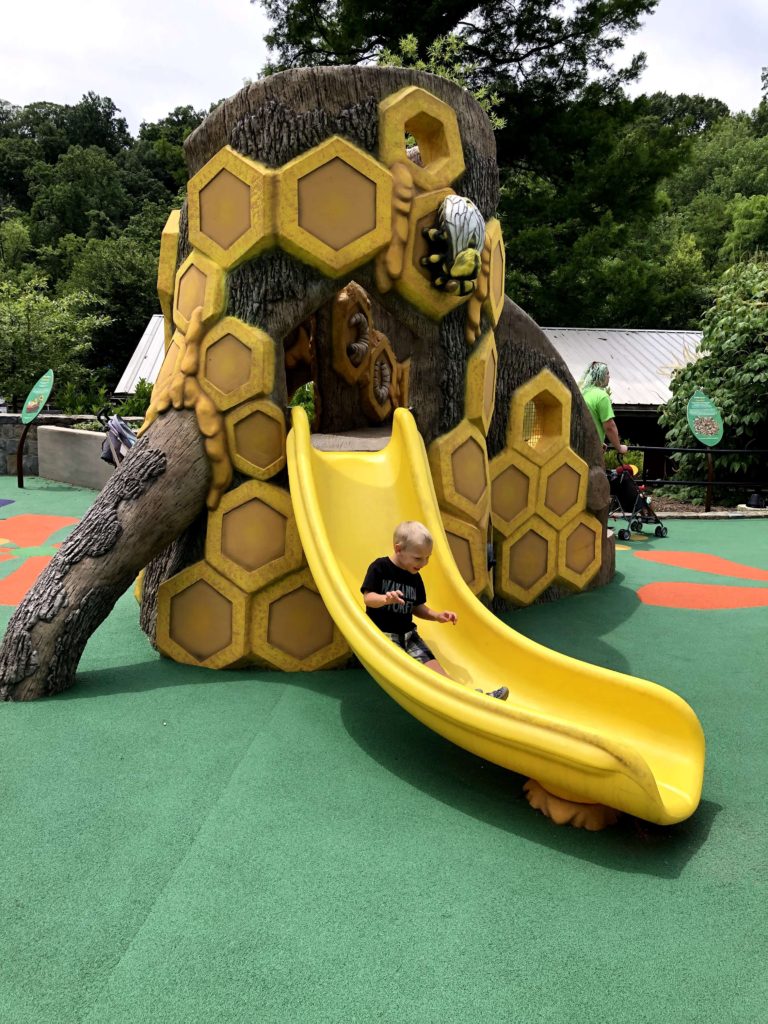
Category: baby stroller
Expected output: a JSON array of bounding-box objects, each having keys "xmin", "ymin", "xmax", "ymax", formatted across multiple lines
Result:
[
  {"xmin": 607, "ymin": 463, "xmax": 668, "ymax": 541},
  {"xmin": 97, "ymin": 407, "xmax": 138, "ymax": 467}
]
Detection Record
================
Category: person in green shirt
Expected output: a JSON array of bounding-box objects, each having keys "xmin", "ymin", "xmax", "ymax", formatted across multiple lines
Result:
[
  {"xmin": 579, "ymin": 361, "xmax": 650, "ymax": 516},
  {"xmin": 579, "ymin": 361, "xmax": 628, "ymax": 457}
]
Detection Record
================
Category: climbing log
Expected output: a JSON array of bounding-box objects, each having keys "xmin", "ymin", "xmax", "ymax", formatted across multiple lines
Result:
[{"xmin": 0, "ymin": 410, "xmax": 209, "ymax": 700}]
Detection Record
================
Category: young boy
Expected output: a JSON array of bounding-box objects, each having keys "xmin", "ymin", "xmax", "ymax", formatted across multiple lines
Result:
[{"xmin": 361, "ymin": 521, "xmax": 509, "ymax": 700}]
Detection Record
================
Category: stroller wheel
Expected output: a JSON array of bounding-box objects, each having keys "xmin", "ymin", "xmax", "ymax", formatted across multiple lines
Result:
[
  {"xmin": 655, "ymin": 525, "xmax": 668, "ymax": 538},
  {"xmin": 618, "ymin": 529, "xmax": 631, "ymax": 541},
  {"xmin": 630, "ymin": 519, "xmax": 642, "ymax": 532}
]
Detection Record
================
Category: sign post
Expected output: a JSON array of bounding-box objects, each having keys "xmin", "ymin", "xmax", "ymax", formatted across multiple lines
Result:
[
  {"xmin": 17, "ymin": 369, "xmax": 54, "ymax": 488},
  {"xmin": 686, "ymin": 389, "xmax": 723, "ymax": 512}
]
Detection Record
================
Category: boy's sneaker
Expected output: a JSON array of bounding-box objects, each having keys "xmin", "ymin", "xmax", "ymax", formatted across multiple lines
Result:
[{"xmin": 478, "ymin": 686, "xmax": 509, "ymax": 701}]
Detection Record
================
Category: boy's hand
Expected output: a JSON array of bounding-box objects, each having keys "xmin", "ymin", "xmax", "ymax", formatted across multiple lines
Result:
[
  {"xmin": 436, "ymin": 610, "xmax": 458, "ymax": 625},
  {"xmin": 385, "ymin": 590, "xmax": 405, "ymax": 606}
]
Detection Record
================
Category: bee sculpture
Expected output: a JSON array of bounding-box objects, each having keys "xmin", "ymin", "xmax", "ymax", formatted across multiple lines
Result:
[{"xmin": 420, "ymin": 194, "xmax": 486, "ymax": 295}]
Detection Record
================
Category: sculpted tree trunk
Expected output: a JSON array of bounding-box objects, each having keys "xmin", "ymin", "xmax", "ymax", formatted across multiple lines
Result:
[{"xmin": 0, "ymin": 411, "xmax": 210, "ymax": 700}]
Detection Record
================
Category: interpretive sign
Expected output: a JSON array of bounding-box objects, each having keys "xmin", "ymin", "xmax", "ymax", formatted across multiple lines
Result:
[
  {"xmin": 21, "ymin": 369, "xmax": 54, "ymax": 425},
  {"xmin": 17, "ymin": 369, "xmax": 54, "ymax": 487},
  {"xmin": 686, "ymin": 389, "xmax": 723, "ymax": 447}
]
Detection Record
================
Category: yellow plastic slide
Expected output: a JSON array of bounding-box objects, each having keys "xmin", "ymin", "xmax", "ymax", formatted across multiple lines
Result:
[{"xmin": 287, "ymin": 406, "xmax": 705, "ymax": 824}]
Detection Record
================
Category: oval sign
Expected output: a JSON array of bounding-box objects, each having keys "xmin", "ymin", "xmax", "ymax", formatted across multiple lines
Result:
[
  {"xmin": 686, "ymin": 389, "xmax": 723, "ymax": 447},
  {"xmin": 21, "ymin": 369, "xmax": 55, "ymax": 425}
]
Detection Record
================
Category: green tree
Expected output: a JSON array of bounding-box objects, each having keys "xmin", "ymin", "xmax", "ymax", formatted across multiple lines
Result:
[
  {"xmin": 659, "ymin": 258, "xmax": 768, "ymax": 500},
  {"xmin": 135, "ymin": 105, "xmax": 206, "ymax": 193},
  {"xmin": 0, "ymin": 212, "xmax": 32, "ymax": 281},
  {"xmin": 26, "ymin": 144, "xmax": 131, "ymax": 245},
  {"xmin": 0, "ymin": 278, "xmax": 112, "ymax": 410},
  {"xmin": 62, "ymin": 223, "xmax": 162, "ymax": 379},
  {"xmin": 378, "ymin": 33, "xmax": 505, "ymax": 129}
]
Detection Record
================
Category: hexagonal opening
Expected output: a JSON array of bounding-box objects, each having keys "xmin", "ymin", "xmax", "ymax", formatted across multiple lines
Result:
[
  {"xmin": 169, "ymin": 579, "xmax": 232, "ymax": 662},
  {"xmin": 205, "ymin": 334, "xmax": 252, "ymax": 395},
  {"xmin": 298, "ymin": 158, "xmax": 377, "ymax": 250},
  {"xmin": 199, "ymin": 168, "xmax": 251, "ymax": 250},
  {"xmin": 176, "ymin": 264, "xmax": 207, "ymax": 323},
  {"xmin": 451, "ymin": 437, "xmax": 487, "ymax": 504},
  {"xmin": 233, "ymin": 410, "xmax": 284, "ymax": 472},
  {"xmin": 545, "ymin": 463, "xmax": 581, "ymax": 517},
  {"xmin": 492, "ymin": 465, "xmax": 530, "ymax": 522},
  {"xmin": 268, "ymin": 587, "xmax": 334, "ymax": 659},
  {"xmin": 221, "ymin": 498, "xmax": 287, "ymax": 571},
  {"xmin": 522, "ymin": 391, "xmax": 564, "ymax": 455},
  {"xmin": 404, "ymin": 110, "xmax": 450, "ymax": 167},
  {"xmin": 566, "ymin": 522, "xmax": 597, "ymax": 574},
  {"xmin": 508, "ymin": 529, "xmax": 550, "ymax": 590}
]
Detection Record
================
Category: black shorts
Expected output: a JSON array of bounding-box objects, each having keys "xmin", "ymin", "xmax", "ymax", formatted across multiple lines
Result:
[{"xmin": 383, "ymin": 628, "xmax": 435, "ymax": 664}]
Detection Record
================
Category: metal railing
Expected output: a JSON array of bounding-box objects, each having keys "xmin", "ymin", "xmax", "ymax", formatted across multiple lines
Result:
[{"xmin": 624, "ymin": 445, "xmax": 768, "ymax": 512}]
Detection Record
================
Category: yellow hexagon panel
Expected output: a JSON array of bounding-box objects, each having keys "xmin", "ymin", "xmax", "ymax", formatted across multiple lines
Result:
[
  {"xmin": 187, "ymin": 146, "xmax": 276, "ymax": 270},
  {"xmin": 378, "ymin": 86, "xmax": 465, "ymax": 191},
  {"xmin": 156, "ymin": 561, "xmax": 249, "ymax": 669},
  {"xmin": 157, "ymin": 208, "xmax": 180, "ymax": 351},
  {"xmin": 277, "ymin": 136, "xmax": 392, "ymax": 277},
  {"xmin": 198, "ymin": 317, "xmax": 275, "ymax": 412},
  {"xmin": 489, "ymin": 448, "xmax": 539, "ymax": 538},
  {"xmin": 441, "ymin": 513, "xmax": 488, "ymax": 596},
  {"xmin": 396, "ymin": 188, "xmax": 470, "ymax": 321},
  {"xmin": 428, "ymin": 419, "xmax": 490, "ymax": 525},
  {"xmin": 507, "ymin": 368, "xmax": 573, "ymax": 468},
  {"xmin": 482, "ymin": 218, "xmax": 506, "ymax": 326},
  {"xmin": 465, "ymin": 328, "xmax": 497, "ymax": 435},
  {"xmin": 205, "ymin": 479, "xmax": 302, "ymax": 593},
  {"xmin": 538, "ymin": 448, "xmax": 589, "ymax": 531},
  {"xmin": 497, "ymin": 515, "xmax": 557, "ymax": 606},
  {"xmin": 225, "ymin": 399, "xmax": 286, "ymax": 479},
  {"xmin": 250, "ymin": 568, "xmax": 350, "ymax": 671},
  {"xmin": 558, "ymin": 513, "xmax": 603, "ymax": 590},
  {"xmin": 172, "ymin": 251, "xmax": 227, "ymax": 334},
  {"xmin": 150, "ymin": 330, "xmax": 184, "ymax": 403}
]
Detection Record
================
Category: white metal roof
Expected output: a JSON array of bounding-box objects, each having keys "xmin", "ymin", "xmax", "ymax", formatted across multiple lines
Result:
[
  {"xmin": 543, "ymin": 327, "xmax": 702, "ymax": 409},
  {"xmin": 116, "ymin": 316, "xmax": 702, "ymax": 410},
  {"xmin": 114, "ymin": 315, "xmax": 166, "ymax": 394}
]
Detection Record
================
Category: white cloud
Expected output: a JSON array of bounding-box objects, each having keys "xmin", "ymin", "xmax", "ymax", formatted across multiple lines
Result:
[
  {"xmin": 1, "ymin": 0, "xmax": 766, "ymax": 132},
  {"xmin": 0, "ymin": 0, "xmax": 271, "ymax": 131},
  {"xmin": 619, "ymin": 0, "xmax": 767, "ymax": 112}
]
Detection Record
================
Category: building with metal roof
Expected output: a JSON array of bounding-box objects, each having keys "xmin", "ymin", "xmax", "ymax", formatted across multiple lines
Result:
[
  {"xmin": 114, "ymin": 315, "xmax": 167, "ymax": 395},
  {"xmin": 542, "ymin": 327, "xmax": 702, "ymax": 411},
  {"xmin": 117, "ymin": 317, "xmax": 702, "ymax": 415}
]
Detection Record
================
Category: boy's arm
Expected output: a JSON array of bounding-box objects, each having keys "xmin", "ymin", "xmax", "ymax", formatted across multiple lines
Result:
[
  {"xmin": 413, "ymin": 604, "xmax": 457, "ymax": 624},
  {"xmin": 364, "ymin": 590, "xmax": 405, "ymax": 609}
]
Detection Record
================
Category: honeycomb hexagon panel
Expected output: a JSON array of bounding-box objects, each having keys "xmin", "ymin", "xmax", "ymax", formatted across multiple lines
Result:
[
  {"xmin": 250, "ymin": 569, "xmax": 350, "ymax": 671},
  {"xmin": 206, "ymin": 480, "xmax": 302, "ymax": 593},
  {"xmin": 156, "ymin": 562, "xmax": 249, "ymax": 669}
]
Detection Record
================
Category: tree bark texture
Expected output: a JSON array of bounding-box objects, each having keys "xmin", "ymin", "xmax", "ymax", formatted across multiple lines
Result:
[{"xmin": 0, "ymin": 411, "xmax": 210, "ymax": 700}]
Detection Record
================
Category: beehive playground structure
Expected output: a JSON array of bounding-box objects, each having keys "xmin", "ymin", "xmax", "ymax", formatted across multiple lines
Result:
[{"xmin": 0, "ymin": 67, "xmax": 705, "ymax": 830}]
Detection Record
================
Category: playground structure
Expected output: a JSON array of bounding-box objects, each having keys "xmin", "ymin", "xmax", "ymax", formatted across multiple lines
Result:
[{"xmin": 0, "ymin": 66, "xmax": 704, "ymax": 828}]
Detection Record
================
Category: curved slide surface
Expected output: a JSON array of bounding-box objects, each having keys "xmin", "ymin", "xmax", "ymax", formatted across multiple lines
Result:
[{"xmin": 287, "ymin": 407, "xmax": 705, "ymax": 824}]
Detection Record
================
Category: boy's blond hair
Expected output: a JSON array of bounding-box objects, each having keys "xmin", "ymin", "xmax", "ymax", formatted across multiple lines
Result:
[{"xmin": 393, "ymin": 521, "xmax": 433, "ymax": 550}]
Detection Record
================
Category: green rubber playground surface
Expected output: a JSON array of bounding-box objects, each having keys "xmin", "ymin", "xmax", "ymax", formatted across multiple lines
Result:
[{"xmin": 1, "ymin": 478, "xmax": 766, "ymax": 1024}]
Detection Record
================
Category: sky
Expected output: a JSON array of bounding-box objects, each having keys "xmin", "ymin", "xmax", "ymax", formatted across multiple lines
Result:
[{"xmin": 1, "ymin": 0, "xmax": 766, "ymax": 134}]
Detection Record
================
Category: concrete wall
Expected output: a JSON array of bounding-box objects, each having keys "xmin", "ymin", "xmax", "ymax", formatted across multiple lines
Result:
[
  {"xmin": 1, "ymin": 414, "xmax": 141, "ymax": 487},
  {"xmin": 37, "ymin": 426, "xmax": 115, "ymax": 490}
]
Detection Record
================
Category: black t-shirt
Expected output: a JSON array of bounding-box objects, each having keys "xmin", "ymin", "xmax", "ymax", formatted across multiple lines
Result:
[{"xmin": 361, "ymin": 556, "xmax": 427, "ymax": 634}]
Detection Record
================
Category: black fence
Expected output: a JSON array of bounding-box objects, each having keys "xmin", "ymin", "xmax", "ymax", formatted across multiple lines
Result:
[{"xmin": 625, "ymin": 446, "xmax": 768, "ymax": 512}]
